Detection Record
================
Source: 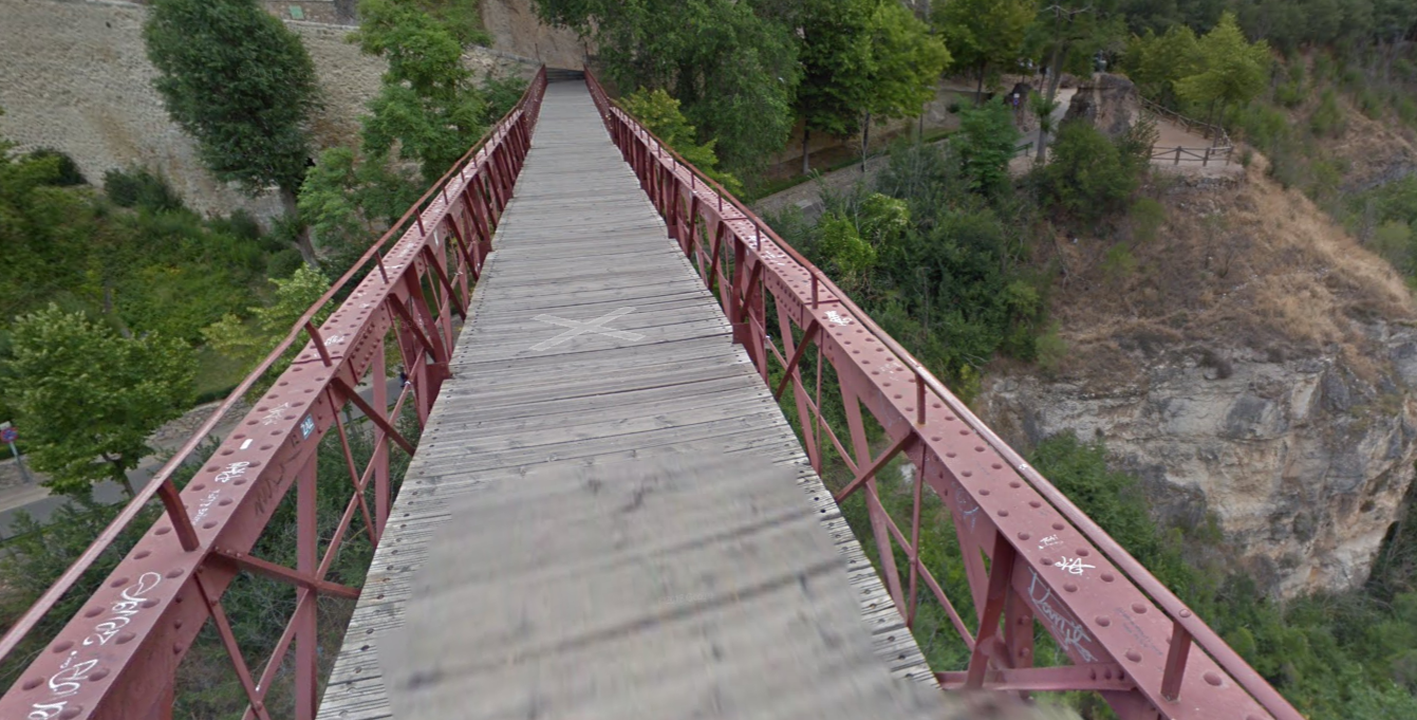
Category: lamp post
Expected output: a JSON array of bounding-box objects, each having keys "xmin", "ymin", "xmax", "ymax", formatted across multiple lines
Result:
[{"xmin": 0, "ymin": 422, "xmax": 32, "ymax": 485}]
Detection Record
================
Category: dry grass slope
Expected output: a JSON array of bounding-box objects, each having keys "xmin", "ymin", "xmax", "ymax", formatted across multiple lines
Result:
[{"xmin": 1042, "ymin": 156, "xmax": 1415, "ymax": 386}]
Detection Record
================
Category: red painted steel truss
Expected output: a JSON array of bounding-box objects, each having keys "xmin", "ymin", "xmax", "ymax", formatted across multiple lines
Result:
[
  {"xmin": 585, "ymin": 69, "xmax": 1302, "ymax": 720},
  {"xmin": 0, "ymin": 70, "xmax": 547, "ymax": 720}
]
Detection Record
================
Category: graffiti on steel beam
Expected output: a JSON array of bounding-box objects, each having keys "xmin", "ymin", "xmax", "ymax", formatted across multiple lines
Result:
[
  {"xmin": 530, "ymin": 307, "xmax": 645, "ymax": 351},
  {"xmin": 28, "ymin": 572, "xmax": 163, "ymax": 719},
  {"xmin": 1027, "ymin": 568, "xmax": 1098, "ymax": 663}
]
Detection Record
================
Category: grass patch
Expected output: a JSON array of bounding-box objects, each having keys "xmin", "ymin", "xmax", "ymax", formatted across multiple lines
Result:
[{"xmin": 194, "ymin": 346, "xmax": 249, "ymax": 403}]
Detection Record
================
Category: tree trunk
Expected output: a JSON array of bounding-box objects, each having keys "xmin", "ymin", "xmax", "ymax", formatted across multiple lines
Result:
[
  {"xmin": 976, "ymin": 65, "xmax": 987, "ymax": 105},
  {"xmin": 107, "ymin": 456, "xmax": 135, "ymax": 498},
  {"xmin": 1036, "ymin": 44, "xmax": 1065, "ymax": 163},
  {"xmin": 802, "ymin": 127, "xmax": 811, "ymax": 176},
  {"xmin": 280, "ymin": 187, "xmax": 318, "ymax": 268},
  {"xmin": 861, "ymin": 113, "xmax": 871, "ymax": 174}
]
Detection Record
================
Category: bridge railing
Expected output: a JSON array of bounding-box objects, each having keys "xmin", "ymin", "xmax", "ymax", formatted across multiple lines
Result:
[
  {"xmin": 587, "ymin": 67, "xmax": 1301, "ymax": 720},
  {"xmin": 0, "ymin": 68, "xmax": 547, "ymax": 720}
]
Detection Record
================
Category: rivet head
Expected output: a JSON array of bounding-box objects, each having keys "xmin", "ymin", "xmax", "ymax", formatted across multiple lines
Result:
[
  {"xmin": 51, "ymin": 640, "xmax": 73, "ymax": 653},
  {"xmin": 1096, "ymin": 616, "xmax": 1111, "ymax": 627},
  {"xmin": 1126, "ymin": 650, "xmax": 1142, "ymax": 663},
  {"xmin": 1017, "ymin": 532, "xmax": 1031, "ymax": 541},
  {"xmin": 22, "ymin": 677, "xmax": 44, "ymax": 691},
  {"xmin": 1204, "ymin": 671, "xmax": 1223, "ymax": 687},
  {"xmin": 1064, "ymin": 583, "xmax": 1077, "ymax": 592},
  {"xmin": 59, "ymin": 707, "xmax": 82, "ymax": 719},
  {"xmin": 1131, "ymin": 603, "xmax": 1148, "ymax": 614}
]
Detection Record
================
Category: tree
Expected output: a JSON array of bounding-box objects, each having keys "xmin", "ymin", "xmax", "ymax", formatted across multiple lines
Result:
[
  {"xmin": 1122, "ymin": 24, "xmax": 1202, "ymax": 107},
  {"xmin": 858, "ymin": 0, "xmax": 951, "ymax": 170},
  {"xmin": 795, "ymin": 0, "xmax": 875, "ymax": 174},
  {"xmin": 1026, "ymin": 0, "xmax": 1122, "ymax": 161},
  {"xmin": 620, "ymin": 88, "xmax": 741, "ymax": 193},
  {"xmin": 1041, "ymin": 121, "xmax": 1141, "ymax": 224},
  {"xmin": 144, "ymin": 0, "xmax": 322, "ymax": 264},
  {"xmin": 1174, "ymin": 12, "xmax": 1271, "ymax": 127},
  {"xmin": 956, "ymin": 97, "xmax": 1021, "ymax": 195},
  {"xmin": 202, "ymin": 265, "xmax": 333, "ymax": 392},
  {"xmin": 352, "ymin": 0, "xmax": 489, "ymax": 183},
  {"xmin": 5, "ymin": 305, "xmax": 195, "ymax": 498},
  {"xmin": 534, "ymin": 0, "xmax": 801, "ymax": 171},
  {"xmin": 933, "ymin": 0, "xmax": 1036, "ymax": 104}
]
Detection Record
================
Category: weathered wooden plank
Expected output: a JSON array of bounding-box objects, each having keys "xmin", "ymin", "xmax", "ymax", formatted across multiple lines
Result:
[{"xmin": 316, "ymin": 81, "xmax": 944, "ymax": 720}]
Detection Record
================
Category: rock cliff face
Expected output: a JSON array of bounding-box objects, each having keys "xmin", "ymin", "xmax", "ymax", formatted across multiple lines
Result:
[
  {"xmin": 1063, "ymin": 73, "xmax": 1142, "ymax": 140},
  {"xmin": 979, "ymin": 323, "xmax": 1417, "ymax": 598}
]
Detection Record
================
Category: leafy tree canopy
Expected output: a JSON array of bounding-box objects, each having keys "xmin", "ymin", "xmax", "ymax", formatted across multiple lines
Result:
[
  {"xmin": 534, "ymin": 0, "xmax": 801, "ymax": 171},
  {"xmin": 144, "ymin": 0, "xmax": 320, "ymax": 198},
  {"xmin": 934, "ymin": 0, "xmax": 1036, "ymax": 97},
  {"xmin": 1174, "ymin": 12, "xmax": 1271, "ymax": 118},
  {"xmin": 5, "ymin": 305, "xmax": 195, "ymax": 498},
  {"xmin": 620, "ymin": 88, "xmax": 741, "ymax": 194}
]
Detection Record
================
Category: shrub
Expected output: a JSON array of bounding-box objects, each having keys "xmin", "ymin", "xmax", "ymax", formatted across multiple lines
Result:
[
  {"xmin": 1310, "ymin": 89, "xmax": 1346, "ymax": 137},
  {"xmin": 1041, "ymin": 121, "xmax": 1141, "ymax": 224},
  {"xmin": 24, "ymin": 148, "xmax": 86, "ymax": 186},
  {"xmin": 103, "ymin": 166, "xmax": 184, "ymax": 212}
]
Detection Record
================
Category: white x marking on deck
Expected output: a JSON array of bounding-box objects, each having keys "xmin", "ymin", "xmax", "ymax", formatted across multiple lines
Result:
[{"xmin": 530, "ymin": 307, "xmax": 645, "ymax": 350}]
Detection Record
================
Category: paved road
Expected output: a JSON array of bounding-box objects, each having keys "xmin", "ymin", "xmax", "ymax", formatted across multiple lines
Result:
[{"xmin": 0, "ymin": 377, "xmax": 404, "ymax": 539}]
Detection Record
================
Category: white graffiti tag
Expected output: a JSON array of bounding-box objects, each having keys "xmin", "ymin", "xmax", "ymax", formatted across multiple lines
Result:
[
  {"xmin": 31, "ymin": 573, "xmax": 163, "ymax": 719},
  {"xmin": 1027, "ymin": 569, "xmax": 1097, "ymax": 663},
  {"xmin": 261, "ymin": 401, "xmax": 292, "ymax": 426},
  {"xmin": 1054, "ymin": 557, "xmax": 1096, "ymax": 576},
  {"xmin": 192, "ymin": 489, "xmax": 222, "ymax": 524},
  {"xmin": 1038, "ymin": 534, "xmax": 1063, "ymax": 550},
  {"xmin": 214, "ymin": 461, "xmax": 250, "ymax": 484},
  {"xmin": 825, "ymin": 310, "xmax": 852, "ymax": 326}
]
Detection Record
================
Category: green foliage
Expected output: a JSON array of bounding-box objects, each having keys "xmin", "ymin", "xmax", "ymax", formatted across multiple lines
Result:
[
  {"xmin": 1122, "ymin": 24, "xmax": 1202, "ymax": 106},
  {"xmin": 861, "ymin": 0, "xmax": 951, "ymax": 122},
  {"xmin": 102, "ymin": 166, "xmax": 184, "ymax": 213},
  {"xmin": 534, "ymin": 0, "xmax": 801, "ymax": 171},
  {"xmin": 620, "ymin": 88, "xmax": 741, "ymax": 194},
  {"xmin": 1041, "ymin": 121, "xmax": 1143, "ymax": 224},
  {"xmin": 933, "ymin": 0, "xmax": 1035, "ymax": 92},
  {"xmin": 1174, "ymin": 12, "xmax": 1272, "ymax": 121},
  {"xmin": 1311, "ymin": 88, "xmax": 1348, "ymax": 137},
  {"xmin": 202, "ymin": 265, "xmax": 333, "ymax": 386},
  {"xmin": 24, "ymin": 148, "xmax": 86, "ymax": 187},
  {"xmin": 5, "ymin": 305, "xmax": 195, "ymax": 497},
  {"xmin": 955, "ymin": 97, "xmax": 1021, "ymax": 194},
  {"xmin": 795, "ymin": 0, "xmax": 875, "ymax": 143},
  {"xmin": 354, "ymin": 0, "xmax": 488, "ymax": 183},
  {"xmin": 299, "ymin": 145, "xmax": 422, "ymax": 277},
  {"xmin": 144, "ymin": 0, "xmax": 319, "ymax": 197}
]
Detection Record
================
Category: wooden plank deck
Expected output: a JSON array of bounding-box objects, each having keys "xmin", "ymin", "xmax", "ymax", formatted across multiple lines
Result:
[{"xmin": 315, "ymin": 81, "xmax": 944, "ymax": 720}]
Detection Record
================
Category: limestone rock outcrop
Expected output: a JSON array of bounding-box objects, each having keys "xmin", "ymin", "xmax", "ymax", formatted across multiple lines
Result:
[
  {"xmin": 978, "ymin": 323, "xmax": 1417, "ymax": 598},
  {"xmin": 1063, "ymin": 73, "xmax": 1143, "ymax": 139}
]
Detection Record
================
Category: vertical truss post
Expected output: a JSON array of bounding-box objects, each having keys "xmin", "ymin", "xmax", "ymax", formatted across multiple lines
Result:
[
  {"xmin": 295, "ymin": 455, "xmax": 317, "ymax": 720},
  {"xmin": 840, "ymin": 387, "xmax": 906, "ymax": 611},
  {"xmin": 373, "ymin": 335, "xmax": 391, "ymax": 538},
  {"xmin": 967, "ymin": 532, "xmax": 1019, "ymax": 688}
]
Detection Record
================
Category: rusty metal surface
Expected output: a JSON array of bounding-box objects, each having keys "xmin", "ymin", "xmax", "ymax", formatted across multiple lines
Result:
[
  {"xmin": 584, "ymin": 68, "xmax": 1299, "ymax": 720},
  {"xmin": 0, "ymin": 69, "xmax": 548, "ymax": 720}
]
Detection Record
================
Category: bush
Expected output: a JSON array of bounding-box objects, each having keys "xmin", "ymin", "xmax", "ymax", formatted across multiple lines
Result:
[
  {"xmin": 1041, "ymin": 121, "xmax": 1141, "ymax": 224},
  {"xmin": 265, "ymin": 248, "xmax": 305, "ymax": 279},
  {"xmin": 24, "ymin": 148, "xmax": 86, "ymax": 186},
  {"xmin": 1310, "ymin": 90, "xmax": 1346, "ymax": 137},
  {"xmin": 103, "ymin": 166, "xmax": 184, "ymax": 212}
]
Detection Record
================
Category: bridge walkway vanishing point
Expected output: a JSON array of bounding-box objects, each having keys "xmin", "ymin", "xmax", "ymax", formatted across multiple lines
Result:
[{"xmin": 316, "ymin": 81, "xmax": 946, "ymax": 720}]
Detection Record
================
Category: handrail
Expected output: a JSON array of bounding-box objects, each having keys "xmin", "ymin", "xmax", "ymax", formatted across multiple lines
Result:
[
  {"xmin": 586, "ymin": 66, "xmax": 1300, "ymax": 720},
  {"xmin": 0, "ymin": 66, "xmax": 548, "ymax": 720},
  {"xmin": 0, "ymin": 68, "xmax": 546, "ymax": 667}
]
